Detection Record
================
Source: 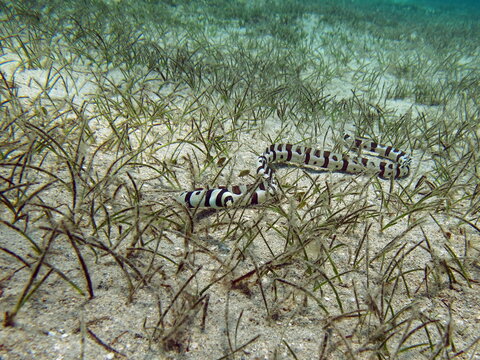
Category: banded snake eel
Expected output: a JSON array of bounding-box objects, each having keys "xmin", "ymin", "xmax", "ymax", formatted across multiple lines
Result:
[{"xmin": 177, "ymin": 134, "xmax": 411, "ymax": 208}]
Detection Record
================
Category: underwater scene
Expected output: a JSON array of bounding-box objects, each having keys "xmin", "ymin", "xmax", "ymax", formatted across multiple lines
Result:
[{"xmin": 1, "ymin": 0, "xmax": 479, "ymax": 358}]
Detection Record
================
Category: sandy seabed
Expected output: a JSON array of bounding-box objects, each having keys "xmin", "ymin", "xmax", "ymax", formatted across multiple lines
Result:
[{"xmin": 1, "ymin": 1, "xmax": 480, "ymax": 359}]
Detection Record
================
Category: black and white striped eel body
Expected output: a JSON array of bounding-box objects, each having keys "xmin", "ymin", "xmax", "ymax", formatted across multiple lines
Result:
[{"xmin": 177, "ymin": 134, "xmax": 411, "ymax": 208}]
